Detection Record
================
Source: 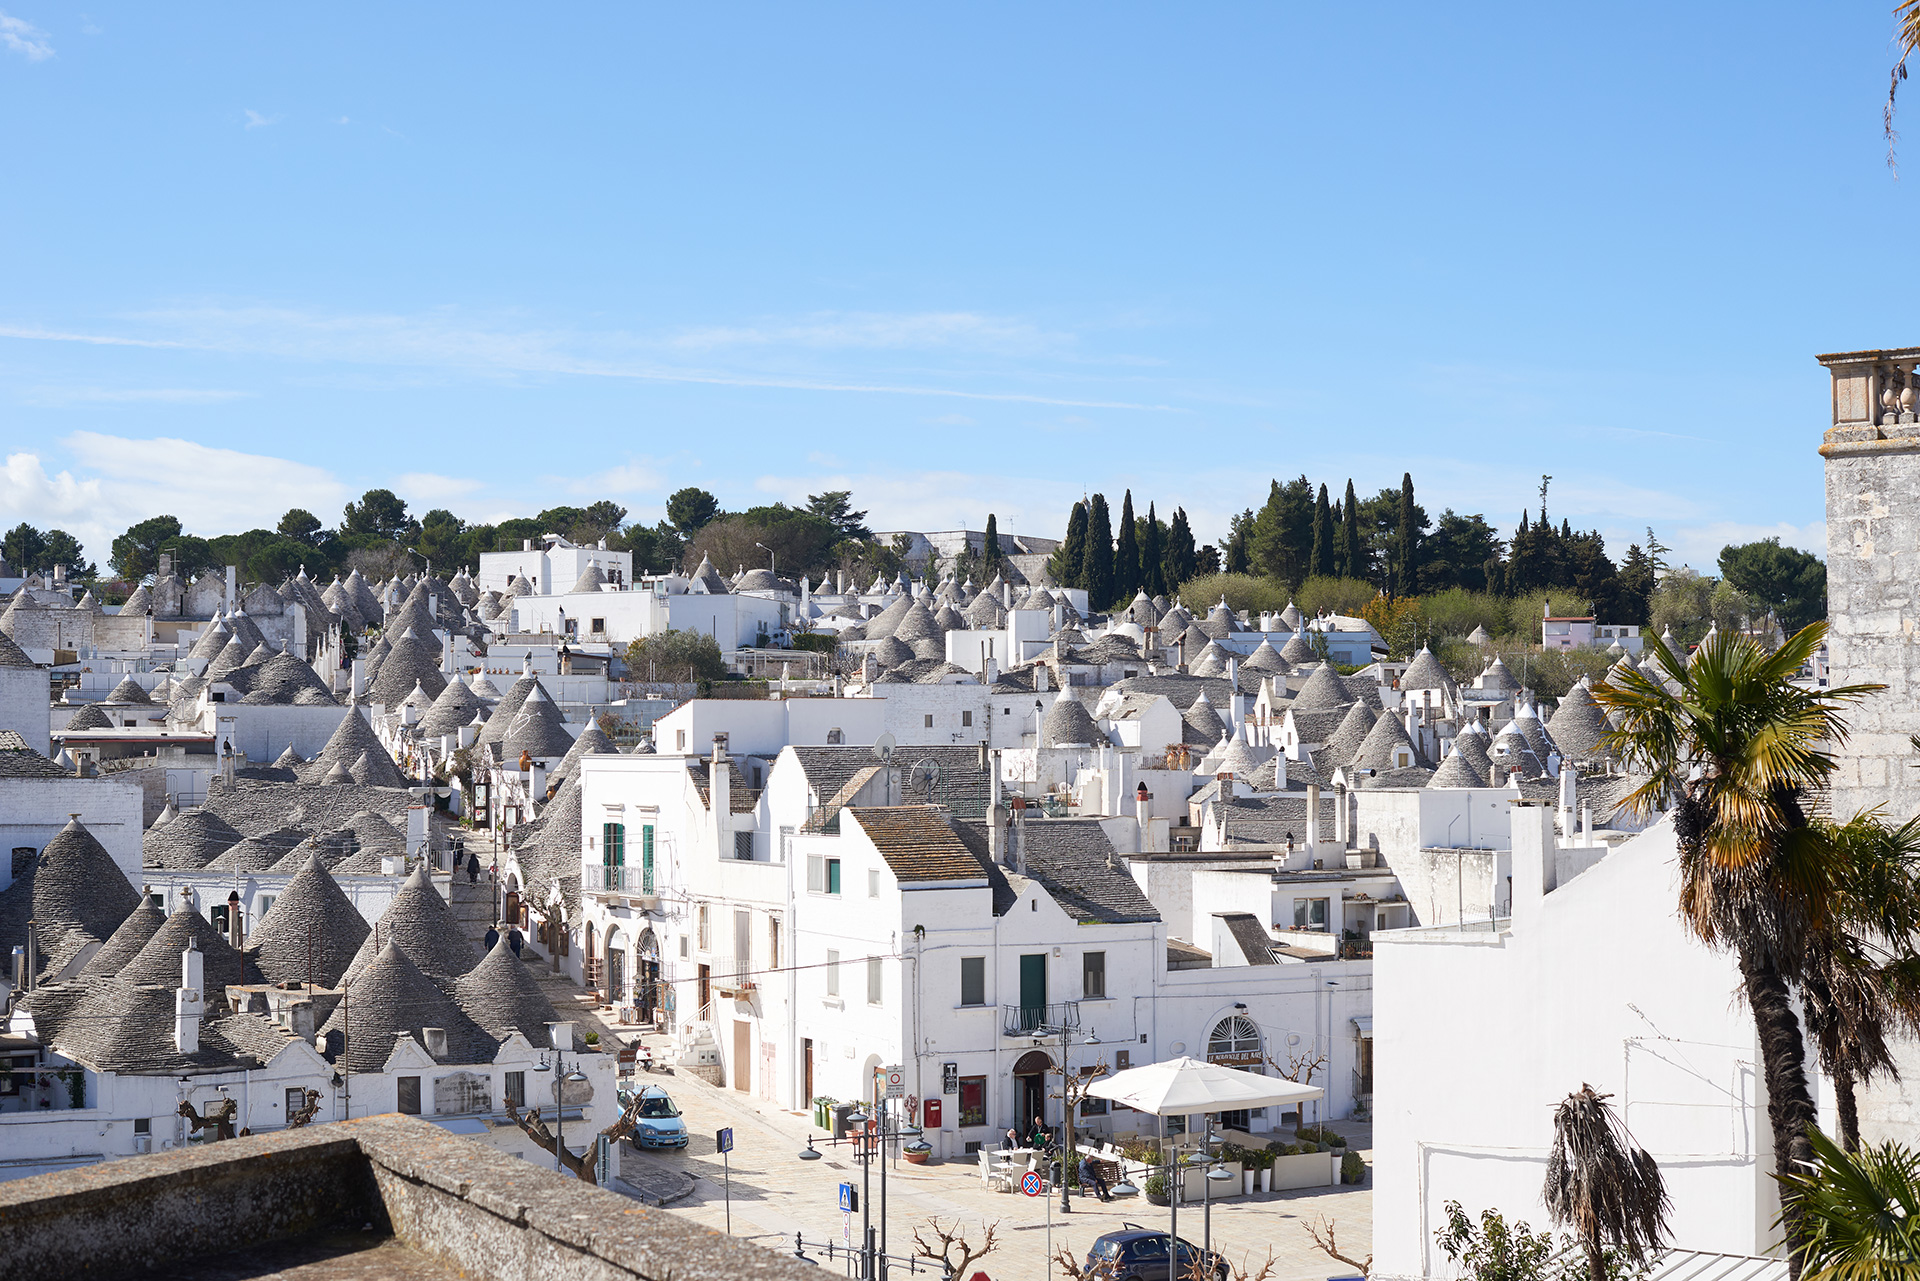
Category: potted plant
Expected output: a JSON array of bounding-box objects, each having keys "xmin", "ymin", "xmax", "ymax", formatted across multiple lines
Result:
[
  {"xmin": 904, "ymin": 1139, "xmax": 933, "ymax": 1166},
  {"xmin": 1143, "ymin": 1171, "xmax": 1171, "ymax": 1206},
  {"xmin": 1242, "ymin": 1145, "xmax": 1277, "ymax": 1192}
]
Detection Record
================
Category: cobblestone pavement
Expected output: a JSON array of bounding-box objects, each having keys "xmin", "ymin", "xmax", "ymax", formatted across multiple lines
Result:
[{"xmin": 616, "ymin": 1059, "xmax": 1372, "ymax": 1281}]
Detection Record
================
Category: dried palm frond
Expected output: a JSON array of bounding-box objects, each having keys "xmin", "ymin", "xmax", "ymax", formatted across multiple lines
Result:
[{"xmin": 1543, "ymin": 1085, "xmax": 1670, "ymax": 1281}]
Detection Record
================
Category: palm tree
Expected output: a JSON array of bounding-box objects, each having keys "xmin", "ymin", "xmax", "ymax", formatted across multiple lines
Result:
[
  {"xmin": 1800, "ymin": 814, "xmax": 1920, "ymax": 1154},
  {"xmin": 1778, "ymin": 1128, "xmax": 1920, "ymax": 1279},
  {"xmin": 1594, "ymin": 621, "xmax": 1883, "ymax": 1275},
  {"xmin": 1543, "ymin": 1085, "xmax": 1670, "ymax": 1281}
]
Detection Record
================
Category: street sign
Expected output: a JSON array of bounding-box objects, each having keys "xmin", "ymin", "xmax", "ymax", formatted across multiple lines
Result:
[
  {"xmin": 838, "ymin": 1181, "xmax": 858, "ymax": 1212},
  {"xmin": 883, "ymin": 1065, "xmax": 906, "ymax": 1099},
  {"xmin": 716, "ymin": 1127, "xmax": 734, "ymax": 1154},
  {"xmin": 1021, "ymin": 1170, "xmax": 1042, "ymax": 1197}
]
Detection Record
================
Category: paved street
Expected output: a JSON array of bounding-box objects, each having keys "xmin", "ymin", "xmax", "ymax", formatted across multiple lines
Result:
[{"xmin": 615, "ymin": 1060, "xmax": 1372, "ymax": 1281}]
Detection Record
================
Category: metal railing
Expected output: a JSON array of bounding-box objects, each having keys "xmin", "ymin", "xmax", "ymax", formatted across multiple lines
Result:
[
  {"xmin": 590, "ymin": 864, "xmax": 655, "ymax": 895},
  {"xmin": 1002, "ymin": 1001, "xmax": 1081, "ymax": 1037}
]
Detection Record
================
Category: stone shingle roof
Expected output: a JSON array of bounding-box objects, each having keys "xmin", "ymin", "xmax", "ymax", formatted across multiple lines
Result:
[
  {"xmin": 342, "ymin": 866, "xmax": 481, "ymax": 987},
  {"xmin": 365, "ymin": 629, "xmax": 448, "ymax": 708},
  {"xmin": 1320, "ymin": 699, "xmax": 1377, "ymax": 768},
  {"xmin": 1290, "ymin": 663, "xmax": 1352, "ymax": 712},
  {"xmin": 1352, "ymin": 710, "xmax": 1425, "ymax": 772},
  {"xmin": 1490, "ymin": 722, "xmax": 1543, "ymax": 777},
  {"xmin": 120, "ymin": 909, "xmax": 260, "ymax": 990},
  {"xmin": 1215, "ymin": 793, "xmax": 1336, "ymax": 845},
  {"xmin": 1241, "ymin": 639, "xmax": 1288, "ymax": 674},
  {"xmin": 416, "ymin": 675, "xmax": 485, "ymax": 740},
  {"xmin": 453, "ymin": 937, "xmax": 564, "ymax": 1050},
  {"xmin": 1279, "ymin": 632, "xmax": 1319, "ymax": 666},
  {"xmin": 323, "ymin": 941, "xmax": 494, "ymax": 1073},
  {"xmin": 1005, "ymin": 818, "xmax": 1158, "ymax": 924},
  {"xmin": 143, "ymin": 809, "xmax": 245, "ymax": 870},
  {"xmin": 1286, "ymin": 707, "xmax": 1349, "ymax": 748},
  {"xmin": 473, "ymin": 674, "xmax": 541, "ymax": 753},
  {"xmin": 851, "ymin": 806, "xmax": 990, "ymax": 883},
  {"xmin": 500, "ymin": 684, "xmax": 577, "ymax": 760},
  {"xmin": 79, "ymin": 900, "xmax": 167, "ymax": 980},
  {"xmin": 0, "ymin": 821, "xmax": 140, "ymax": 960},
  {"xmin": 0, "ymin": 730, "xmax": 69, "ymax": 778},
  {"xmin": 246, "ymin": 855, "xmax": 370, "ymax": 988},
  {"xmin": 224, "ymin": 652, "xmax": 337, "ymax": 706},
  {"xmin": 300, "ymin": 708, "xmax": 409, "ymax": 789},
  {"xmin": 105, "ymin": 676, "xmax": 152, "ymax": 704},
  {"xmin": 1428, "ymin": 747, "xmax": 1490, "ymax": 789},
  {"xmin": 1217, "ymin": 911, "xmax": 1278, "ymax": 965},
  {"xmin": 203, "ymin": 827, "xmax": 309, "ymax": 873},
  {"xmin": 1545, "ymin": 684, "xmax": 1611, "ymax": 761},
  {"xmin": 63, "ymin": 703, "xmax": 114, "ymax": 731},
  {"xmin": 1400, "ymin": 646, "xmax": 1454, "ymax": 691},
  {"xmin": 1042, "ymin": 697, "xmax": 1102, "ymax": 747},
  {"xmin": 27, "ymin": 978, "xmax": 299, "ymax": 1075},
  {"xmin": 570, "ymin": 564, "xmax": 608, "ymax": 594},
  {"xmin": 0, "ymin": 628, "xmax": 38, "ymax": 668}
]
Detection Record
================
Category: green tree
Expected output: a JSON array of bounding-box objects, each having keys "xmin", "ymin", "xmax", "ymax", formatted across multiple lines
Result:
[
  {"xmin": 806, "ymin": 490, "xmax": 872, "ymax": 542},
  {"xmin": 687, "ymin": 506, "xmax": 840, "ymax": 582},
  {"xmin": 1778, "ymin": 1128, "xmax": 1920, "ymax": 1279},
  {"xmin": 1394, "ymin": 473, "xmax": 1420, "ymax": 596},
  {"xmin": 3, "ymin": 523, "xmax": 47, "ymax": 575},
  {"xmin": 981, "ymin": 513, "xmax": 1003, "ymax": 574},
  {"xmin": 1050, "ymin": 502, "xmax": 1088, "ymax": 588},
  {"xmin": 1113, "ymin": 490, "xmax": 1140, "ymax": 603},
  {"xmin": 666, "ymin": 487, "xmax": 721, "ymax": 536},
  {"xmin": 624, "ymin": 628, "xmax": 728, "ymax": 687},
  {"xmin": 39, "ymin": 530, "xmax": 95, "ymax": 578},
  {"xmin": 1164, "ymin": 507, "xmax": 1197, "ymax": 589},
  {"xmin": 1224, "ymin": 509, "xmax": 1255, "ymax": 575},
  {"xmin": 1080, "ymin": 493, "xmax": 1114, "ymax": 609},
  {"xmin": 160, "ymin": 534, "xmax": 217, "ymax": 578},
  {"xmin": 1339, "ymin": 479, "xmax": 1364, "ymax": 580},
  {"xmin": 278, "ymin": 509, "xmax": 324, "ymax": 545},
  {"xmin": 579, "ymin": 500, "xmax": 629, "ymax": 542},
  {"xmin": 1616, "ymin": 543, "xmax": 1656, "ymax": 628},
  {"xmin": 414, "ymin": 509, "xmax": 470, "ymax": 573},
  {"xmin": 110, "ymin": 515, "xmax": 183, "ymax": 580},
  {"xmin": 341, "ymin": 488, "xmax": 416, "ymax": 542},
  {"xmin": 1594, "ymin": 623, "xmax": 1884, "ymax": 1274},
  {"xmin": 1309, "ymin": 483, "xmax": 1335, "ymax": 580},
  {"xmin": 1425, "ymin": 511, "xmax": 1502, "ymax": 593},
  {"xmin": 1719, "ymin": 538, "xmax": 1828, "ymax": 635},
  {"xmin": 1252, "ymin": 475, "xmax": 1314, "ymax": 589},
  {"xmin": 1139, "ymin": 503, "xmax": 1167, "ymax": 598}
]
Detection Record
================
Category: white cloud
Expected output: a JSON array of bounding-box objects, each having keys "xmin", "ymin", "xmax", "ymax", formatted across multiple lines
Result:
[
  {"xmin": 21, "ymin": 386, "xmax": 252, "ymax": 407},
  {"xmin": 244, "ymin": 109, "xmax": 280, "ymax": 129},
  {"xmin": 0, "ymin": 10, "xmax": 52, "ymax": 60},
  {"xmin": 667, "ymin": 311, "xmax": 1074, "ymax": 357},
  {"xmin": 393, "ymin": 472, "xmax": 484, "ymax": 506},
  {"xmin": 79, "ymin": 14, "xmax": 99, "ymax": 35},
  {"xmin": 1667, "ymin": 520, "xmax": 1827, "ymax": 572},
  {"xmin": 562, "ymin": 460, "xmax": 665, "ymax": 497}
]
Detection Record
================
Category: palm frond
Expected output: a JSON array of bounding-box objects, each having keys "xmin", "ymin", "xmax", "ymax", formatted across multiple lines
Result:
[
  {"xmin": 1779, "ymin": 1127, "xmax": 1920, "ymax": 1279},
  {"xmin": 1543, "ymin": 1085, "xmax": 1671, "ymax": 1268}
]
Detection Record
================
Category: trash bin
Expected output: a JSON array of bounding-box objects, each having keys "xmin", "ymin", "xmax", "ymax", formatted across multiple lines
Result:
[{"xmin": 832, "ymin": 1103, "xmax": 855, "ymax": 1139}]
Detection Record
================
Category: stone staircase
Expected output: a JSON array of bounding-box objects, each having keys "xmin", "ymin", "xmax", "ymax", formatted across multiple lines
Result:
[{"xmin": 436, "ymin": 874, "xmax": 499, "ymax": 951}]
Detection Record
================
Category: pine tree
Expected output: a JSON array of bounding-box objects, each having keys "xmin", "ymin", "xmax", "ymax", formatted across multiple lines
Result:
[
  {"xmin": 981, "ymin": 513, "xmax": 1001, "ymax": 575},
  {"xmin": 1165, "ymin": 507, "xmax": 1197, "ymax": 589},
  {"xmin": 1081, "ymin": 493, "xmax": 1115, "ymax": 610},
  {"xmin": 1225, "ymin": 509, "xmax": 1255, "ymax": 574},
  {"xmin": 1114, "ymin": 490, "xmax": 1140, "ymax": 602},
  {"xmin": 1309, "ymin": 483, "xmax": 1335, "ymax": 579},
  {"xmin": 1049, "ymin": 501, "xmax": 1088, "ymax": 587},
  {"xmin": 1339, "ymin": 479, "xmax": 1363, "ymax": 579},
  {"xmin": 1140, "ymin": 502, "xmax": 1167, "ymax": 597},
  {"xmin": 1394, "ymin": 472, "xmax": 1419, "ymax": 597}
]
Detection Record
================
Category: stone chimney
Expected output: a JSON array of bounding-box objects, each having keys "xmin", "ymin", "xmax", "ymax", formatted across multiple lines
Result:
[
  {"xmin": 422, "ymin": 1027, "xmax": 448, "ymax": 1057},
  {"xmin": 226, "ymin": 892, "xmax": 243, "ymax": 949},
  {"xmin": 711, "ymin": 735, "xmax": 732, "ymax": 855},
  {"xmin": 176, "ymin": 941, "xmax": 205, "ymax": 1054},
  {"xmin": 1035, "ymin": 665, "xmax": 1048, "ymax": 694},
  {"xmin": 1134, "ymin": 781, "xmax": 1151, "ymax": 832},
  {"xmin": 547, "ymin": 1020, "xmax": 576, "ymax": 1052},
  {"xmin": 287, "ymin": 1001, "xmax": 315, "ymax": 1040},
  {"xmin": 1306, "ymin": 782, "xmax": 1321, "ymax": 859}
]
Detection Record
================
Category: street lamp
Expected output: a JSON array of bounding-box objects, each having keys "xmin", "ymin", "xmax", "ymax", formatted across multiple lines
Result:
[
  {"xmin": 1201, "ymin": 1144, "xmax": 1234, "ymax": 1262},
  {"xmin": 1058, "ymin": 1029, "xmax": 1101, "ymax": 1213},
  {"xmin": 754, "ymin": 543, "xmax": 776, "ymax": 574},
  {"xmin": 796, "ymin": 1103, "xmax": 890, "ymax": 1279},
  {"xmin": 534, "ymin": 1053, "xmax": 590, "ymax": 1176}
]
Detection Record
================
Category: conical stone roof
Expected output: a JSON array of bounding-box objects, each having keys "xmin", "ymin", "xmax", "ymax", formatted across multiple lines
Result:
[
  {"xmin": 1489, "ymin": 722, "xmax": 1542, "ymax": 777},
  {"xmin": 1545, "ymin": 684, "xmax": 1611, "ymax": 762},
  {"xmin": 1450, "ymin": 726, "xmax": 1494, "ymax": 781},
  {"xmin": 1401, "ymin": 646, "xmax": 1453, "ymax": 692},
  {"xmin": 79, "ymin": 900, "xmax": 167, "ymax": 979},
  {"xmin": 416, "ymin": 675, "xmax": 485, "ymax": 739},
  {"xmin": 863, "ymin": 594, "xmax": 915, "ymax": 641},
  {"xmin": 247, "ymin": 855, "xmax": 371, "ymax": 987},
  {"xmin": 500, "ymin": 684, "xmax": 576, "ymax": 759},
  {"xmin": 302, "ymin": 709, "xmax": 408, "ymax": 788},
  {"xmin": 105, "ymin": 677, "xmax": 151, "ymax": 704},
  {"xmin": 121, "ymin": 908, "xmax": 257, "ymax": 990},
  {"xmin": 1278, "ymin": 631, "xmax": 1318, "ymax": 666},
  {"xmin": 1428, "ymin": 746, "xmax": 1489, "ymax": 789},
  {"xmin": 323, "ymin": 941, "xmax": 493, "ymax": 1073},
  {"xmin": 1189, "ymin": 643, "xmax": 1231, "ymax": 678},
  {"xmin": 1041, "ymin": 698, "xmax": 1102, "ymax": 747},
  {"xmin": 1242, "ymin": 639, "xmax": 1287, "ymax": 675},
  {"xmin": 64, "ymin": 703, "xmax": 114, "ymax": 731},
  {"xmin": 204, "ymin": 827, "xmax": 308, "ymax": 873},
  {"xmin": 454, "ymin": 936, "xmax": 564, "ymax": 1050},
  {"xmin": 1181, "ymin": 694, "xmax": 1226, "ymax": 746},
  {"xmin": 1320, "ymin": 699, "xmax": 1377, "ymax": 768},
  {"xmin": 473, "ymin": 674, "xmax": 541, "ymax": 753},
  {"xmin": 341, "ymin": 865, "xmax": 482, "ymax": 987},
  {"xmin": 143, "ymin": 809, "xmax": 244, "ymax": 870},
  {"xmin": 1291, "ymin": 662, "xmax": 1353, "ymax": 712},
  {"xmin": 1352, "ymin": 710, "xmax": 1424, "ymax": 773},
  {"xmin": 366, "ymin": 628, "xmax": 448, "ymax": 708},
  {"xmin": 549, "ymin": 720, "xmax": 616, "ymax": 788}
]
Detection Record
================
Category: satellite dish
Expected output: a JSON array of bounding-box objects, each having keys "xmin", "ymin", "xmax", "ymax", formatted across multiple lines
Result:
[
  {"xmin": 912, "ymin": 758, "xmax": 940, "ymax": 800},
  {"xmin": 872, "ymin": 732, "xmax": 897, "ymax": 764}
]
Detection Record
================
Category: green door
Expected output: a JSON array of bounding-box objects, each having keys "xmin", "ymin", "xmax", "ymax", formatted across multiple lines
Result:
[
  {"xmin": 1019, "ymin": 954, "xmax": 1046, "ymax": 1029},
  {"xmin": 641, "ymin": 824, "xmax": 655, "ymax": 894},
  {"xmin": 602, "ymin": 823, "xmax": 624, "ymax": 891}
]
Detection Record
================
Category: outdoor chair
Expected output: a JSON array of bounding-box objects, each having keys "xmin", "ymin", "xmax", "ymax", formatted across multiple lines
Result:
[{"xmin": 979, "ymin": 1148, "xmax": 1013, "ymax": 1193}]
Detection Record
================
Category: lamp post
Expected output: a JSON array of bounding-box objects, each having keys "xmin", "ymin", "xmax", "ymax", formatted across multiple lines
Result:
[
  {"xmin": 1201, "ymin": 1140, "xmax": 1234, "ymax": 1262},
  {"xmin": 534, "ymin": 1051, "xmax": 590, "ymax": 1175},
  {"xmin": 754, "ymin": 543, "xmax": 776, "ymax": 574},
  {"xmin": 1057, "ymin": 1029, "xmax": 1100, "ymax": 1213},
  {"xmin": 798, "ymin": 1102, "xmax": 888, "ymax": 1279}
]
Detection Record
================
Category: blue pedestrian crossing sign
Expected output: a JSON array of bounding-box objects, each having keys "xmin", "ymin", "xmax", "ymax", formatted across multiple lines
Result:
[
  {"xmin": 716, "ymin": 1127, "xmax": 734, "ymax": 1154},
  {"xmin": 838, "ymin": 1181, "xmax": 858, "ymax": 1212}
]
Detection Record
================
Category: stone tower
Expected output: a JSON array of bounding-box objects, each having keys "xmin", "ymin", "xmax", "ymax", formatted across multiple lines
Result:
[{"xmin": 1819, "ymin": 345, "xmax": 1920, "ymax": 826}]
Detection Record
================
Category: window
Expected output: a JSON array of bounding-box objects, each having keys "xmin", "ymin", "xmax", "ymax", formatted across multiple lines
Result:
[
  {"xmin": 734, "ymin": 910, "xmax": 751, "ymax": 974},
  {"xmin": 959, "ymin": 957, "xmax": 986, "ymax": 1006},
  {"xmin": 133, "ymin": 1117, "xmax": 150, "ymax": 1134},
  {"xmin": 698, "ymin": 906, "xmax": 711, "ymax": 952},
  {"xmin": 590, "ymin": 617, "xmax": 605, "ymax": 634},
  {"xmin": 1002, "ymin": 707, "xmax": 1010, "ymax": 716},
  {"xmin": 734, "ymin": 830, "xmax": 755, "ymax": 861},
  {"xmin": 603, "ymin": 822, "xmax": 625, "ymax": 888},
  {"xmin": 808, "ymin": 856, "xmax": 843, "ymax": 895},
  {"xmin": 397, "ymin": 1076, "xmax": 421, "ymax": 1115},
  {"xmin": 826, "ymin": 950, "xmax": 840, "ymax": 997},
  {"xmin": 504, "ymin": 1071, "xmax": 525, "ymax": 1109},
  {"xmin": 641, "ymin": 825, "xmax": 655, "ymax": 893},
  {"xmin": 868, "ymin": 869, "xmax": 880, "ymax": 899},
  {"xmin": 210, "ymin": 903, "xmax": 230, "ymax": 934},
  {"xmin": 958, "ymin": 1076, "xmax": 987, "ymax": 1127},
  {"xmin": 676, "ymin": 730, "xmax": 687, "ymax": 752},
  {"xmin": 827, "ymin": 728, "xmax": 843, "ymax": 744},
  {"xmin": 961, "ymin": 710, "xmax": 973, "ymax": 727},
  {"xmin": 925, "ymin": 714, "xmax": 934, "ymax": 728},
  {"xmin": 1294, "ymin": 898, "xmax": 1330, "ymax": 930},
  {"xmin": 1082, "ymin": 951, "xmax": 1106, "ymax": 1000},
  {"xmin": 679, "ymin": 936, "xmax": 689, "ymax": 959},
  {"xmin": 257, "ymin": 895, "xmax": 275, "ymax": 918},
  {"xmin": 867, "ymin": 957, "xmax": 883, "ymax": 1005},
  {"xmin": 768, "ymin": 915, "xmax": 781, "ymax": 970},
  {"xmin": 1080, "ymin": 1081, "xmax": 1108, "ymax": 1117},
  {"xmin": 779, "ymin": 825, "xmax": 794, "ymax": 865}
]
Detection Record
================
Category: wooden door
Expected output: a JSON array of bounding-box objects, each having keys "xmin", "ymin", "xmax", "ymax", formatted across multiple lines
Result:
[
  {"xmin": 733, "ymin": 1020, "xmax": 751, "ymax": 1093},
  {"xmin": 803, "ymin": 1038, "xmax": 814, "ymax": 1106},
  {"xmin": 1018, "ymin": 953, "xmax": 1047, "ymax": 1029}
]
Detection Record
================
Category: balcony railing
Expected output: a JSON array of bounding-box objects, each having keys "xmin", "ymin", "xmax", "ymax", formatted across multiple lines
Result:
[
  {"xmin": 589, "ymin": 864, "xmax": 655, "ymax": 895},
  {"xmin": 1002, "ymin": 1001, "xmax": 1081, "ymax": 1037}
]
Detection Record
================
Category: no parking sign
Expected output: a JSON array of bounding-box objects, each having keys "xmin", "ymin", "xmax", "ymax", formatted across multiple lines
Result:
[{"xmin": 1021, "ymin": 1171, "xmax": 1042, "ymax": 1197}]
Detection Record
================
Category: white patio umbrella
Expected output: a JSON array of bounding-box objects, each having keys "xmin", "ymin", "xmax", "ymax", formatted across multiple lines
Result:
[{"xmin": 1087, "ymin": 1058, "xmax": 1324, "ymax": 1274}]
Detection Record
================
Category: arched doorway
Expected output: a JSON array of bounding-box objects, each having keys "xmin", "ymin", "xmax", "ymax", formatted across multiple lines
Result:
[
  {"xmin": 501, "ymin": 874, "xmax": 521, "ymax": 933},
  {"xmin": 1206, "ymin": 1015, "xmax": 1265, "ymax": 1131},
  {"xmin": 583, "ymin": 920, "xmax": 595, "ymax": 982},
  {"xmin": 1012, "ymin": 1050, "xmax": 1053, "ymax": 1140},
  {"xmin": 637, "ymin": 929, "xmax": 660, "ymax": 1023},
  {"xmin": 605, "ymin": 925, "xmax": 627, "ymax": 1008}
]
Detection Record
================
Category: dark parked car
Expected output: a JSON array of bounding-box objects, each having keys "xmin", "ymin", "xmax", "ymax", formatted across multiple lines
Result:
[{"xmin": 1084, "ymin": 1225, "xmax": 1226, "ymax": 1281}]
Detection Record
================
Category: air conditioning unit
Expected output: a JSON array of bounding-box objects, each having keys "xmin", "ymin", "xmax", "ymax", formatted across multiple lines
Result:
[{"xmin": 133, "ymin": 1135, "xmax": 152, "ymax": 1154}]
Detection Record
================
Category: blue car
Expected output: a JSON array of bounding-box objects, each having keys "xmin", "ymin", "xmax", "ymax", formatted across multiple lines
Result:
[{"xmin": 620, "ymin": 1085, "xmax": 689, "ymax": 1150}]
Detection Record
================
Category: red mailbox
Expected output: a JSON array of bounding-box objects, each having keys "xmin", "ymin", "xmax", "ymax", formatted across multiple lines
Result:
[{"xmin": 922, "ymin": 1098, "xmax": 942, "ymax": 1129}]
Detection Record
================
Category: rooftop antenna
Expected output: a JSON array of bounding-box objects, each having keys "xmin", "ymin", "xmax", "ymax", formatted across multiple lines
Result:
[
  {"xmin": 911, "ymin": 757, "xmax": 940, "ymax": 802},
  {"xmin": 872, "ymin": 732, "xmax": 897, "ymax": 805}
]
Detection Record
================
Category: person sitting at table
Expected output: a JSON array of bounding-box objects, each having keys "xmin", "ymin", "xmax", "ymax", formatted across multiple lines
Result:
[
  {"xmin": 1001, "ymin": 1127, "xmax": 1021, "ymax": 1150},
  {"xmin": 1029, "ymin": 1117, "xmax": 1052, "ymax": 1150},
  {"xmin": 1079, "ymin": 1154, "xmax": 1112, "ymax": 1202}
]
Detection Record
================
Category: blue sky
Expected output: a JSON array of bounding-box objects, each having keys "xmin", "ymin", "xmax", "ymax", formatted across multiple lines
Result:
[{"xmin": 0, "ymin": 3, "xmax": 1911, "ymax": 572}]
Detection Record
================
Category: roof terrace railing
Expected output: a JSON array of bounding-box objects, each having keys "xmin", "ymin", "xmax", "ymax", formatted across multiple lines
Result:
[{"xmin": 1003, "ymin": 1000, "xmax": 1081, "ymax": 1038}]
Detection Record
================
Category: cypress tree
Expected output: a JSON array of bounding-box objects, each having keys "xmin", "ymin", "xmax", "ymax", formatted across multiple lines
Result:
[
  {"xmin": 1394, "ymin": 472, "xmax": 1418, "ymax": 597},
  {"xmin": 1081, "ymin": 493, "xmax": 1115, "ymax": 610},
  {"xmin": 1140, "ymin": 502, "xmax": 1167, "ymax": 597},
  {"xmin": 1309, "ymin": 483, "xmax": 1335, "ymax": 579},
  {"xmin": 1115, "ymin": 490, "xmax": 1140, "ymax": 602},
  {"xmin": 1339, "ymin": 479, "xmax": 1363, "ymax": 579},
  {"xmin": 982, "ymin": 513, "xmax": 1001, "ymax": 573},
  {"xmin": 1165, "ymin": 507, "xmax": 1197, "ymax": 589},
  {"xmin": 1050, "ymin": 501, "xmax": 1088, "ymax": 588}
]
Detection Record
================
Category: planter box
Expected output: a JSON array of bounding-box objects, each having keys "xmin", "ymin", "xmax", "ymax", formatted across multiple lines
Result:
[
  {"xmin": 1175, "ymin": 1161, "xmax": 1242, "ymax": 1203},
  {"xmin": 1270, "ymin": 1150, "xmax": 1337, "ymax": 1191}
]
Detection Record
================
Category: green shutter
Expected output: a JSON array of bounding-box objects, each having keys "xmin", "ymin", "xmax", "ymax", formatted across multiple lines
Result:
[{"xmin": 642, "ymin": 825, "xmax": 655, "ymax": 894}]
